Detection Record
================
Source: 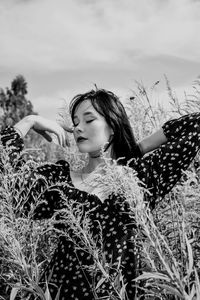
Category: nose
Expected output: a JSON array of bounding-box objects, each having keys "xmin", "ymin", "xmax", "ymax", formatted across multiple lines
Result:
[{"xmin": 74, "ymin": 123, "xmax": 84, "ymax": 133}]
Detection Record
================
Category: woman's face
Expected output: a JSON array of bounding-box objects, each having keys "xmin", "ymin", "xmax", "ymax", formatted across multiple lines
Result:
[{"xmin": 72, "ymin": 100, "xmax": 113, "ymax": 155}]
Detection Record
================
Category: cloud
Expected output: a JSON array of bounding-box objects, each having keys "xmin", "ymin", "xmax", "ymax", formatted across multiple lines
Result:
[
  {"xmin": 0, "ymin": 0, "xmax": 200, "ymax": 73},
  {"xmin": 0, "ymin": 0, "xmax": 200, "ymax": 119}
]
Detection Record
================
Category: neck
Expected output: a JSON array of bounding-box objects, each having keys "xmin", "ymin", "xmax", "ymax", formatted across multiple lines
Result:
[{"xmin": 84, "ymin": 148, "xmax": 112, "ymax": 173}]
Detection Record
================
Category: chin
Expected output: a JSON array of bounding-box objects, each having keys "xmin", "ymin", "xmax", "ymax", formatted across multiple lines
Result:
[
  {"xmin": 77, "ymin": 145, "xmax": 91, "ymax": 153},
  {"xmin": 78, "ymin": 145, "xmax": 101, "ymax": 154}
]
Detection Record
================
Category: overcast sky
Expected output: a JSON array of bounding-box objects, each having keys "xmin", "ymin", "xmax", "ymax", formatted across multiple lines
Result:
[{"xmin": 0, "ymin": 0, "xmax": 200, "ymax": 119}]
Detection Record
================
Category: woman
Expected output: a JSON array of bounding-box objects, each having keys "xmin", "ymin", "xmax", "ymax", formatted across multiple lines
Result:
[{"xmin": 1, "ymin": 89, "xmax": 200, "ymax": 299}]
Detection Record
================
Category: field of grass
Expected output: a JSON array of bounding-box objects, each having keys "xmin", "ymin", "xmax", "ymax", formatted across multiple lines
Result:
[{"xmin": 0, "ymin": 79, "xmax": 200, "ymax": 299}]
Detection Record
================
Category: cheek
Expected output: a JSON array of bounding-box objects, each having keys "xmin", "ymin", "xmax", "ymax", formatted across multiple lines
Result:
[
  {"xmin": 96, "ymin": 126, "xmax": 111, "ymax": 142},
  {"xmin": 87, "ymin": 124, "xmax": 101, "ymax": 136},
  {"xmin": 103, "ymin": 124, "xmax": 113, "ymax": 139},
  {"xmin": 85, "ymin": 121, "xmax": 112, "ymax": 143}
]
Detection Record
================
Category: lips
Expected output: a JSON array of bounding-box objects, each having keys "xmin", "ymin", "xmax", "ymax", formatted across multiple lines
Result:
[{"xmin": 77, "ymin": 136, "xmax": 88, "ymax": 143}]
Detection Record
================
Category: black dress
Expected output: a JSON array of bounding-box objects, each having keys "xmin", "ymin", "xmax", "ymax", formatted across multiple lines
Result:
[{"xmin": 1, "ymin": 113, "xmax": 200, "ymax": 300}]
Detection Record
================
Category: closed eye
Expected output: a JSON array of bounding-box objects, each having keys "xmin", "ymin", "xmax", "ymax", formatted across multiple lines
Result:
[{"xmin": 73, "ymin": 119, "xmax": 95, "ymax": 127}]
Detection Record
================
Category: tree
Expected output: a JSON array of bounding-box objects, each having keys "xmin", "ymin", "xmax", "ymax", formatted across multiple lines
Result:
[
  {"xmin": 11, "ymin": 75, "xmax": 28, "ymax": 96},
  {"xmin": 0, "ymin": 75, "xmax": 65, "ymax": 162},
  {"xmin": 0, "ymin": 75, "xmax": 37, "ymax": 130}
]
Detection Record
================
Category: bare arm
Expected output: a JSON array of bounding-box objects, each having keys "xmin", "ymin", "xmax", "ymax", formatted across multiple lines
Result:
[
  {"xmin": 14, "ymin": 115, "xmax": 73, "ymax": 147},
  {"xmin": 138, "ymin": 128, "xmax": 168, "ymax": 155},
  {"xmin": 131, "ymin": 113, "xmax": 200, "ymax": 207},
  {"xmin": 14, "ymin": 115, "xmax": 35, "ymax": 138}
]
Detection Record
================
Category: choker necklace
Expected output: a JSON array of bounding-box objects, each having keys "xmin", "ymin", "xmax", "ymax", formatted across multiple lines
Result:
[
  {"xmin": 90, "ymin": 154, "xmax": 101, "ymax": 158},
  {"xmin": 90, "ymin": 152, "xmax": 101, "ymax": 158}
]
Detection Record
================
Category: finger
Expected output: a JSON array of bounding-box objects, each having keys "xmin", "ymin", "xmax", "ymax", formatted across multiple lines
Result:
[
  {"xmin": 51, "ymin": 133, "xmax": 61, "ymax": 145},
  {"xmin": 60, "ymin": 131, "xmax": 65, "ymax": 147},
  {"xmin": 66, "ymin": 127, "xmax": 73, "ymax": 133},
  {"xmin": 58, "ymin": 127, "xmax": 69, "ymax": 147},
  {"xmin": 60, "ymin": 123, "xmax": 73, "ymax": 133},
  {"xmin": 52, "ymin": 125, "xmax": 64, "ymax": 146},
  {"xmin": 62, "ymin": 128, "xmax": 70, "ymax": 147},
  {"xmin": 58, "ymin": 128, "xmax": 67, "ymax": 147},
  {"xmin": 64, "ymin": 132, "xmax": 70, "ymax": 147},
  {"xmin": 59, "ymin": 128, "xmax": 65, "ymax": 147},
  {"xmin": 56, "ymin": 132, "xmax": 62, "ymax": 146}
]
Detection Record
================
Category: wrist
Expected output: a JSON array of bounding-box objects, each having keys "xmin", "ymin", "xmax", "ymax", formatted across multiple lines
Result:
[
  {"xmin": 24, "ymin": 115, "xmax": 36, "ymax": 127},
  {"xmin": 14, "ymin": 115, "xmax": 36, "ymax": 138}
]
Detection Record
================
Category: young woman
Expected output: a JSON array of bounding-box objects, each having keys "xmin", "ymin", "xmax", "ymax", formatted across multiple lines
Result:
[{"xmin": 1, "ymin": 89, "xmax": 200, "ymax": 299}]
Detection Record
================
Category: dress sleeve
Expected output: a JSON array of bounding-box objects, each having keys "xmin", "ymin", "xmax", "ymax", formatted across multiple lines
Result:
[
  {"xmin": 26, "ymin": 160, "xmax": 71, "ymax": 220},
  {"xmin": 0, "ymin": 126, "xmax": 24, "ymax": 167},
  {"xmin": 131, "ymin": 113, "xmax": 200, "ymax": 208},
  {"xmin": 0, "ymin": 127, "xmax": 71, "ymax": 219}
]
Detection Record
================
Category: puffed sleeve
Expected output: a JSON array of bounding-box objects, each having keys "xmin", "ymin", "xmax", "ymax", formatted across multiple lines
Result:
[
  {"xmin": 131, "ymin": 113, "xmax": 200, "ymax": 209},
  {"xmin": 0, "ymin": 127, "xmax": 72, "ymax": 219},
  {"xmin": 25, "ymin": 160, "xmax": 72, "ymax": 220},
  {"xmin": 0, "ymin": 126, "xmax": 24, "ymax": 167}
]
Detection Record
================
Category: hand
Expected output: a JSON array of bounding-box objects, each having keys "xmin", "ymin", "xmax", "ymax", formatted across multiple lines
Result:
[{"xmin": 32, "ymin": 116, "xmax": 73, "ymax": 147}]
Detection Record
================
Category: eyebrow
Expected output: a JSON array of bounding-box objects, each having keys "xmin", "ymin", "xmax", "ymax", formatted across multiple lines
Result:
[{"xmin": 73, "ymin": 111, "xmax": 95, "ymax": 119}]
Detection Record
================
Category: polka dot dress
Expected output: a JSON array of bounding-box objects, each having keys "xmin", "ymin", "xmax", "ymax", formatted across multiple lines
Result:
[{"xmin": 1, "ymin": 113, "xmax": 200, "ymax": 299}]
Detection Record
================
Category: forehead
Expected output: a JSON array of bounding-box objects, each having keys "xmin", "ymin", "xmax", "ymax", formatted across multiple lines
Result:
[{"xmin": 73, "ymin": 100, "xmax": 97, "ymax": 117}]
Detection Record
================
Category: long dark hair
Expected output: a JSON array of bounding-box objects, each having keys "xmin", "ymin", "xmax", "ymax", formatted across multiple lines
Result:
[{"xmin": 69, "ymin": 89, "xmax": 142, "ymax": 165}]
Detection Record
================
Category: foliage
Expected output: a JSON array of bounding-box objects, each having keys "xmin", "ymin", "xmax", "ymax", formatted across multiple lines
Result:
[
  {"xmin": 0, "ymin": 75, "xmax": 66, "ymax": 163},
  {"xmin": 0, "ymin": 77, "xmax": 200, "ymax": 299},
  {"xmin": 0, "ymin": 75, "xmax": 37, "ymax": 130}
]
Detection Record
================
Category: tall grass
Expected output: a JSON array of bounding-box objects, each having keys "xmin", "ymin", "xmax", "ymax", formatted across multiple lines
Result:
[
  {"xmin": 0, "ymin": 146, "xmax": 58, "ymax": 299},
  {"xmin": 0, "ymin": 78, "xmax": 200, "ymax": 299}
]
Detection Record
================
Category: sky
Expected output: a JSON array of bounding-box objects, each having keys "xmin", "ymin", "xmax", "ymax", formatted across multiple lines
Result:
[{"xmin": 0, "ymin": 0, "xmax": 200, "ymax": 119}]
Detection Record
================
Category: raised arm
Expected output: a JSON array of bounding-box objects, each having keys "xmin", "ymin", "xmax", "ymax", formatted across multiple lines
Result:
[
  {"xmin": 14, "ymin": 115, "xmax": 72, "ymax": 147},
  {"xmin": 0, "ymin": 115, "xmax": 72, "ymax": 170},
  {"xmin": 1, "ymin": 115, "xmax": 73, "ymax": 219},
  {"xmin": 132, "ymin": 113, "xmax": 200, "ymax": 208},
  {"xmin": 138, "ymin": 128, "xmax": 167, "ymax": 156}
]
